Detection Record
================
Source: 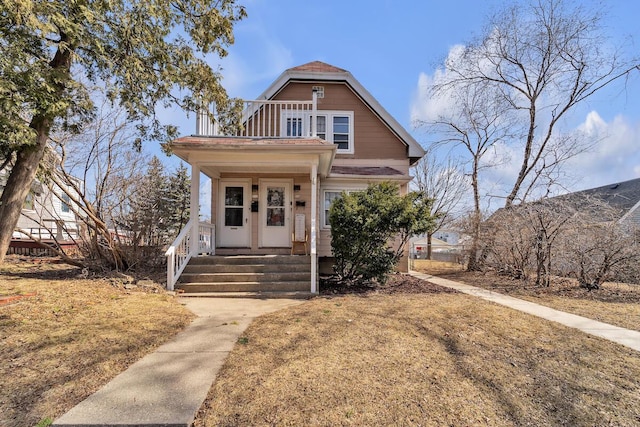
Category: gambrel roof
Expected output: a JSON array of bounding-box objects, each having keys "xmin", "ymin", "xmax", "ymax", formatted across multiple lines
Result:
[{"xmin": 257, "ymin": 61, "xmax": 425, "ymax": 163}]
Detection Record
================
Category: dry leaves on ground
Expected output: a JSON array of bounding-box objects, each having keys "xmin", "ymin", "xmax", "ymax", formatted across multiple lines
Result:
[{"xmin": 0, "ymin": 257, "xmax": 194, "ymax": 427}]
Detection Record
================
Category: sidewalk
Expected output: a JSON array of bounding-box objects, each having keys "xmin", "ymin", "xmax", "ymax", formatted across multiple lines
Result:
[
  {"xmin": 411, "ymin": 271, "xmax": 640, "ymax": 352},
  {"xmin": 53, "ymin": 298, "xmax": 303, "ymax": 427}
]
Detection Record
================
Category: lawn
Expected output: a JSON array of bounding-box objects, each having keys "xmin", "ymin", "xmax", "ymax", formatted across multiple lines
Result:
[
  {"xmin": 413, "ymin": 260, "xmax": 640, "ymax": 333},
  {"xmin": 3, "ymin": 257, "xmax": 640, "ymax": 427},
  {"xmin": 194, "ymin": 291, "xmax": 640, "ymax": 426},
  {"xmin": 0, "ymin": 257, "xmax": 194, "ymax": 427}
]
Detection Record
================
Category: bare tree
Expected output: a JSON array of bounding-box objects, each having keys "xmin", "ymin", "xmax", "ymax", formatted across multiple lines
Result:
[
  {"xmin": 426, "ymin": 0, "xmax": 639, "ymax": 208},
  {"xmin": 484, "ymin": 196, "xmax": 640, "ymax": 289},
  {"xmin": 553, "ymin": 203, "xmax": 640, "ymax": 290},
  {"xmin": 412, "ymin": 148, "xmax": 468, "ymax": 259},
  {"xmin": 419, "ymin": 80, "xmax": 519, "ymax": 269},
  {"xmin": 46, "ymin": 105, "xmax": 146, "ymax": 270}
]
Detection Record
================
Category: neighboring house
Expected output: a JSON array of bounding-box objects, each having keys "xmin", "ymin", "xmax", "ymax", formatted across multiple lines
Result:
[
  {"xmin": 166, "ymin": 61, "xmax": 425, "ymax": 292},
  {"xmin": 0, "ymin": 168, "xmax": 82, "ymax": 250},
  {"xmin": 433, "ymin": 230, "xmax": 461, "ymax": 245},
  {"xmin": 486, "ymin": 177, "xmax": 640, "ymax": 237},
  {"xmin": 549, "ymin": 177, "xmax": 640, "ymax": 226}
]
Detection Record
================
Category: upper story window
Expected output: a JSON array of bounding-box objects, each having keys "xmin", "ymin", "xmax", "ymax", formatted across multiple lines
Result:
[
  {"xmin": 282, "ymin": 110, "xmax": 354, "ymax": 154},
  {"xmin": 23, "ymin": 191, "xmax": 35, "ymax": 210},
  {"xmin": 61, "ymin": 193, "xmax": 71, "ymax": 213}
]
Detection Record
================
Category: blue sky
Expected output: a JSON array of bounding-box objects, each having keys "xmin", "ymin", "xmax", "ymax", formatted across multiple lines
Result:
[{"xmin": 159, "ymin": 0, "xmax": 640, "ymax": 211}]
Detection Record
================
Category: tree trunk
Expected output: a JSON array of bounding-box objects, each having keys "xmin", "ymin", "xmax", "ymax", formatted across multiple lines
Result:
[
  {"xmin": 426, "ymin": 233, "xmax": 433, "ymax": 260},
  {"xmin": 0, "ymin": 32, "xmax": 73, "ymax": 264},
  {"xmin": 0, "ymin": 122, "xmax": 50, "ymax": 263}
]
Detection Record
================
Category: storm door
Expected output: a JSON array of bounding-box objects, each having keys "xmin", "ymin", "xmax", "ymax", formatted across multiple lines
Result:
[
  {"xmin": 217, "ymin": 180, "xmax": 251, "ymax": 247},
  {"xmin": 259, "ymin": 180, "xmax": 292, "ymax": 247}
]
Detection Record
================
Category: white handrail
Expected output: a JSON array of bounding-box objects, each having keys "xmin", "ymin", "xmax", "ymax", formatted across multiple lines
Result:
[
  {"xmin": 165, "ymin": 218, "xmax": 194, "ymax": 291},
  {"xmin": 165, "ymin": 219, "xmax": 215, "ymax": 290}
]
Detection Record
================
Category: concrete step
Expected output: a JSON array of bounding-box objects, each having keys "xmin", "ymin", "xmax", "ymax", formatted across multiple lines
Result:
[
  {"xmin": 176, "ymin": 281, "xmax": 311, "ymax": 293},
  {"xmin": 183, "ymin": 263, "xmax": 311, "ymax": 274},
  {"xmin": 180, "ymin": 272, "xmax": 311, "ymax": 283},
  {"xmin": 189, "ymin": 255, "xmax": 310, "ymax": 266},
  {"xmin": 177, "ymin": 291, "xmax": 314, "ymax": 299}
]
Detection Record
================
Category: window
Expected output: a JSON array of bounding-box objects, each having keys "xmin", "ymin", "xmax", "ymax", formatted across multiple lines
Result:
[
  {"xmin": 23, "ymin": 191, "xmax": 34, "ymax": 210},
  {"xmin": 322, "ymin": 187, "xmax": 364, "ymax": 228},
  {"xmin": 61, "ymin": 193, "xmax": 71, "ymax": 213},
  {"xmin": 332, "ymin": 116, "xmax": 350, "ymax": 150},
  {"xmin": 324, "ymin": 191, "xmax": 342, "ymax": 227},
  {"xmin": 283, "ymin": 110, "xmax": 354, "ymax": 153},
  {"xmin": 286, "ymin": 117, "xmax": 303, "ymax": 137},
  {"xmin": 314, "ymin": 115, "xmax": 326, "ymax": 140},
  {"xmin": 224, "ymin": 186, "xmax": 244, "ymax": 227}
]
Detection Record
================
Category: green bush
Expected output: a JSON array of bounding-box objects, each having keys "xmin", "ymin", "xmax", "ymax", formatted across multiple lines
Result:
[{"xmin": 329, "ymin": 182, "xmax": 435, "ymax": 285}]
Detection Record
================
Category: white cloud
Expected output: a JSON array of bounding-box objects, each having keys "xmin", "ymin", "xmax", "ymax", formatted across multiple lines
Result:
[
  {"xmin": 566, "ymin": 111, "xmax": 640, "ymax": 190},
  {"xmin": 216, "ymin": 24, "xmax": 294, "ymax": 98},
  {"xmin": 410, "ymin": 45, "xmax": 465, "ymax": 125}
]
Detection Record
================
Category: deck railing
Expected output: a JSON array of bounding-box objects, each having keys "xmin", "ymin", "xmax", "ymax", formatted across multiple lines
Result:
[
  {"xmin": 165, "ymin": 220, "xmax": 215, "ymax": 290},
  {"xmin": 196, "ymin": 96, "xmax": 318, "ymax": 138}
]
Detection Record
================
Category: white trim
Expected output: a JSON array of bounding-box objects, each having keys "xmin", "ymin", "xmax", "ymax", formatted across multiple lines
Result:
[
  {"xmin": 257, "ymin": 66, "xmax": 425, "ymax": 160},
  {"xmin": 280, "ymin": 110, "xmax": 354, "ymax": 154}
]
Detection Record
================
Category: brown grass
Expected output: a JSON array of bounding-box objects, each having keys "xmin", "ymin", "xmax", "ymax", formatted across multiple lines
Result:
[
  {"xmin": 195, "ymin": 292, "xmax": 640, "ymax": 427},
  {"xmin": 425, "ymin": 267, "xmax": 640, "ymax": 332},
  {"xmin": 412, "ymin": 259, "xmax": 465, "ymax": 275},
  {"xmin": 0, "ymin": 257, "xmax": 194, "ymax": 427}
]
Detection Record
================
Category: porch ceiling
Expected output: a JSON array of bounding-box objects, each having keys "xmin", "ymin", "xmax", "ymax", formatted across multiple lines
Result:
[{"xmin": 168, "ymin": 136, "xmax": 336, "ymax": 179}]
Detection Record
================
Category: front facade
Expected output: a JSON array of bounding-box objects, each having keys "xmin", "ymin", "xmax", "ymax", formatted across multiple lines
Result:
[{"xmin": 167, "ymin": 61, "xmax": 425, "ymax": 292}]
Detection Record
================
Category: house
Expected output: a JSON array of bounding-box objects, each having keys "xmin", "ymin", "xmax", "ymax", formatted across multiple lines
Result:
[
  {"xmin": 558, "ymin": 177, "xmax": 640, "ymax": 227},
  {"xmin": 166, "ymin": 61, "xmax": 425, "ymax": 293},
  {"xmin": 0, "ymin": 168, "xmax": 82, "ymax": 255}
]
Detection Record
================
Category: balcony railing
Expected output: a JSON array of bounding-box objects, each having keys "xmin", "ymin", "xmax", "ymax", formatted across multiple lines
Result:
[{"xmin": 196, "ymin": 94, "xmax": 319, "ymax": 138}]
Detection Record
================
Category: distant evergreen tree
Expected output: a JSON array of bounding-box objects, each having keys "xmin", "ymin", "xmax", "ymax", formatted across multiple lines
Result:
[{"xmin": 166, "ymin": 163, "xmax": 191, "ymax": 235}]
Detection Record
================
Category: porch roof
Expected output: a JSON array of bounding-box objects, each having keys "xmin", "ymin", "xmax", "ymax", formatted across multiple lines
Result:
[
  {"xmin": 328, "ymin": 165, "xmax": 411, "ymax": 182},
  {"xmin": 167, "ymin": 136, "xmax": 336, "ymax": 178}
]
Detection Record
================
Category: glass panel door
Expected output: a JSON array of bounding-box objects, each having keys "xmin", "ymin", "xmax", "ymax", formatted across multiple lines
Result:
[
  {"xmin": 224, "ymin": 186, "xmax": 244, "ymax": 227},
  {"xmin": 218, "ymin": 180, "xmax": 250, "ymax": 248},
  {"xmin": 266, "ymin": 187, "xmax": 285, "ymax": 227}
]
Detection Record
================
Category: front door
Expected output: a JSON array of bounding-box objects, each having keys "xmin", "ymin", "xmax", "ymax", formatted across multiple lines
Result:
[
  {"xmin": 217, "ymin": 179, "xmax": 251, "ymax": 247},
  {"xmin": 260, "ymin": 179, "xmax": 292, "ymax": 247}
]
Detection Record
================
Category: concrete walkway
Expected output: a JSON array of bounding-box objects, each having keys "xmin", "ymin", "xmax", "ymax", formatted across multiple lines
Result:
[
  {"xmin": 53, "ymin": 298, "xmax": 303, "ymax": 427},
  {"xmin": 411, "ymin": 271, "xmax": 640, "ymax": 352}
]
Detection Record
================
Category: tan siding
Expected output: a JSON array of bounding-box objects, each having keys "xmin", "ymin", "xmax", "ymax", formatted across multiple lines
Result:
[{"xmin": 275, "ymin": 82, "xmax": 408, "ymax": 161}]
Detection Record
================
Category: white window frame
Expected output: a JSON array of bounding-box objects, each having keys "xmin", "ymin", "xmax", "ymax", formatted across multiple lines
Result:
[{"xmin": 281, "ymin": 110, "xmax": 354, "ymax": 154}]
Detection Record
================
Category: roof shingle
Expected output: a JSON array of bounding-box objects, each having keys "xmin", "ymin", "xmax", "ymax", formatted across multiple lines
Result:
[{"xmin": 287, "ymin": 61, "xmax": 347, "ymax": 74}]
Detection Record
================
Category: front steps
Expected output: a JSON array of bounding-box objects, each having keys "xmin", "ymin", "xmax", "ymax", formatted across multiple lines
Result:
[{"xmin": 176, "ymin": 255, "xmax": 313, "ymax": 298}]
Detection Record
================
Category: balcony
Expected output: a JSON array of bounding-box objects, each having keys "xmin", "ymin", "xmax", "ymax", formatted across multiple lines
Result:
[{"xmin": 196, "ymin": 96, "xmax": 319, "ymax": 139}]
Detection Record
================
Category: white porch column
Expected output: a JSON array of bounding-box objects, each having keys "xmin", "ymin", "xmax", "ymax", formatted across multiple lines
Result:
[
  {"xmin": 310, "ymin": 163, "xmax": 318, "ymax": 293},
  {"xmin": 311, "ymin": 90, "xmax": 318, "ymax": 138},
  {"xmin": 190, "ymin": 164, "xmax": 200, "ymax": 255}
]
